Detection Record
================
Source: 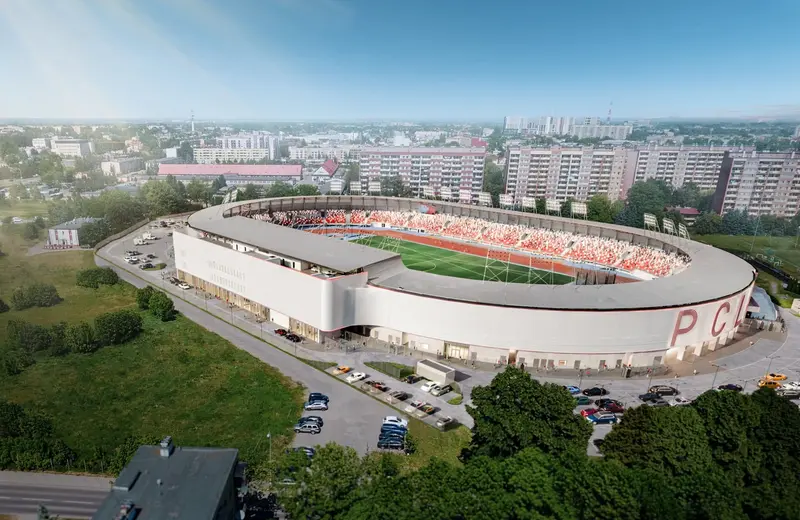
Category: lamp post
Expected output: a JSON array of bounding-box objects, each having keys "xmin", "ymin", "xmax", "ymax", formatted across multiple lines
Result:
[
  {"xmin": 766, "ymin": 355, "xmax": 779, "ymax": 377},
  {"xmin": 710, "ymin": 363, "xmax": 723, "ymax": 389},
  {"xmin": 267, "ymin": 432, "xmax": 272, "ymax": 464}
]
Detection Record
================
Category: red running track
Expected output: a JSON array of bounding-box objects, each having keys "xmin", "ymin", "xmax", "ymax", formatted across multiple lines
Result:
[{"xmin": 309, "ymin": 227, "xmax": 638, "ymax": 284}]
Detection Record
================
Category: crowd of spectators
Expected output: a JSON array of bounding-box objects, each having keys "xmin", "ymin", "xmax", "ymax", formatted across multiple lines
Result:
[{"xmin": 247, "ymin": 209, "xmax": 690, "ymax": 277}]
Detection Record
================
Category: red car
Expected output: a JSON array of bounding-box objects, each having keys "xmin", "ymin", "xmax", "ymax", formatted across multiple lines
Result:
[
  {"xmin": 274, "ymin": 329, "xmax": 287, "ymax": 336},
  {"xmin": 599, "ymin": 402, "xmax": 625, "ymax": 414},
  {"xmin": 580, "ymin": 408, "xmax": 599, "ymax": 418}
]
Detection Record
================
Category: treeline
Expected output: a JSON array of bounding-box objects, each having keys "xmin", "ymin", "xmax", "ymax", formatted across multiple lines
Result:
[
  {"xmin": 693, "ymin": 208, "xmax": 800, "ymax": 237},
  {"xmin": 274, "ymin": 367, "xmax": 800, "ymax": 520}
]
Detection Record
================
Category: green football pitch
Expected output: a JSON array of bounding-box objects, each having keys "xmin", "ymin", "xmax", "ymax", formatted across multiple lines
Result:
[{"xmin": 353, "ymin": 236, "xmax": 573, "ymax": 285}]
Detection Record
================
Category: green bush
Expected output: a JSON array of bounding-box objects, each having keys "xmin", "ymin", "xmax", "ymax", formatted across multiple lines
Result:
[
  {"xmin": 65, "ymin": 322, "xmax": 98, "ymax": 354},
  {"xmin": 148, "ymin": 291, "xmax": 175, "ymax": 322},
  {"xmin": 0, "ymin": 299, "xmax": 8, "ymax": 313},
  {"xmin": 447, "ymin": 395, "xmax": 463, "ymax": 405},
  {"xmin": 33, "ymin": 216, "xmax": 45, "ymax": 229},
  {"xmin": 6, "ymin": 319, "xmax": 53, "ymax": 354},
  {"xmin": 76, "ymin": 267, "xmax": 119, "ymax": 289},
  {"xmin": 48, "ymin": 322, "xmax": 69, "ymax": 357},
  {"xmin": 1, "ymin": 349, "xmax": 35, "ymax": 376},
  {"xmin": 22, "ymin": 222, "xmax": 39, "ymax": 240},
  {"xmin": 94, "ymin": 309, "xmax": 143, "ymax": 346},
  {"xmin": 136, "ymin": 286, "xmax": 156, "ymax": 310},
  {"xmin": 10, "ymin": 283, "xmax": 61, "ymax": 310}
]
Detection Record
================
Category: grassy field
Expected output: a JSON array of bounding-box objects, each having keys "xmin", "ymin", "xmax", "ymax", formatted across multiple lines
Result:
[
  {"xmin": 0, "ymin": 228, "xmax": 304, "ymax": 469},
  {"xmin": 0, "ymin": 199, "xmax": 49, "ymax": 219},
  {"xmin": 354, "ymin": 236, "xmax": 573, "ymax": 285},
  {"xmin": 695, "ymin": 234, "xmax": 800, "ymax": 276},
  {"xmin": 406, "ymin": 422, "xmax": 471, "ymax": 469}
]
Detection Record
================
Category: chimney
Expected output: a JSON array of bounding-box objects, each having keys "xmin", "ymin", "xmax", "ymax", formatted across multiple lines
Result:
[{"xmin": 159, "ymin": 436, "xmax": 174, "ymax": 458}]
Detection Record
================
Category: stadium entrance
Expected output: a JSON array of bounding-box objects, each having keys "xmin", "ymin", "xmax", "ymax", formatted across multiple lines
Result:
[{"xmin": 445, "ymin": 342, "xmax": 469, "ymax": 359}]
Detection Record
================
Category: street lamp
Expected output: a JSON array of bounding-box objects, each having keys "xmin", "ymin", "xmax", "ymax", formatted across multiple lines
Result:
[
  {"xmin": 267, "ymin": 432, "xmax": 272, "ymax": 464},
  {"xmin": 710, "ymin": 363, "xmax": 724, "ymax": 389},
  {"xmin": 766, "ymin": 355, "xmax": 780, "ymax": 377}
]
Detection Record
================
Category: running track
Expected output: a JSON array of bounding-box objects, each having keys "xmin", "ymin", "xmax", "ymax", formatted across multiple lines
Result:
[{"xmin": 308, "ymin": 227, "xmax": 637, "ymax": 284}]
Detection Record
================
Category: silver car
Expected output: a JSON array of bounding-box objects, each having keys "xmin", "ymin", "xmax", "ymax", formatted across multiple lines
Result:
[
  {"xmin": 431, "ymin": 385, "xmax": 452, "ymax": 397},
  {"xmin": 294, "ymin": 423, "xmax": 321, "ymax": 434}
]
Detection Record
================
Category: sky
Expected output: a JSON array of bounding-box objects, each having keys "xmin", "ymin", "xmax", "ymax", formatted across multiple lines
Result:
[{"xmin": 1, "ymin": 0, "xmax": 799, "ymax": 121}]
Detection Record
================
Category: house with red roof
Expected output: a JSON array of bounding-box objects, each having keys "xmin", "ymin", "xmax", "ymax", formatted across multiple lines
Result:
[{"xmin": 311, "ymin": 159, "xmax": 340, "ymax": 181}]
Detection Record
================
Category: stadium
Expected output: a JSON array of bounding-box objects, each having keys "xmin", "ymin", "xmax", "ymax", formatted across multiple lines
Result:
[{"xmin": 174, "ymin": 196, "xmax": 757, "ymax": 369}]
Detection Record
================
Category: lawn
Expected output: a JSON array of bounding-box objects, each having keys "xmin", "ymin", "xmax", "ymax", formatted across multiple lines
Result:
[
  {"xmin": 0, "ymin": 228, "xmax": 304, "ymax": 470},
  {"xmin": 0, "ymin": 199, "xmax": 49, "ymax": 219},
  {"xmin": 695, "ymin": 234, "xmax": 800, "ymax": 277},
  {"xmin": 353, "ymin": 236, "xmax": 572, "ymax": 285},
  {"xmin": 406, "ymin": 422, "xmax": 471, "ymax": 469}
]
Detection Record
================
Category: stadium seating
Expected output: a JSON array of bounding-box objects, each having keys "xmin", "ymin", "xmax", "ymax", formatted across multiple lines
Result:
[{"xmin": 246, "ymin": 208, "xmax": 691, "ymax": 277}]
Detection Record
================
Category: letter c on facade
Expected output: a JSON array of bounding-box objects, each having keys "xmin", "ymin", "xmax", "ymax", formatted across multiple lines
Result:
[{"xmin": 712, "ymin": 302, "xmax": 730, "ymax": 337}]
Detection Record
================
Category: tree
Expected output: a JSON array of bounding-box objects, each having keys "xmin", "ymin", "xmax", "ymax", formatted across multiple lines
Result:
[
  {"xmin": 615, "ymin": 179, "xmax": 672, "ymax": 227},
  {"xmin": 263, "ymin": 182, "xmax": 295, "ymax": 198},
  {"xmin": 9, "ymin": 183, "xmax": 28, "ymax": 200},
  {"xmin": 343, "ymin": 163, "xmax": 359, "ymax": 193},
  {"xmin": 464, "ymin": 366, "xmax": 592, "ymax": 460},
  {"xmin": 148, "ymin": 291, "xmax": 175, "ymax": 321},
  {"xmin": 186, "ymin": 179, "xmax": 209, "ymax": 204},
  {"xmin": 670, "ymin": 182, "xmax": 702, "ymax": 208},
  {"xmin": 693, "ymin": 212, "xmax": 723, "ymax": 235},
  {"xmin": 586, "ymin": 194, "xmax": 619, "ymax": 223},
  {"xmin": 380, "ymin": 175, "xmax": 412, "ymax": 197},
  {"xmin": 0, "ymin": 299, "xmax": 8, "ymax": 313},
  {"xmin": 6, "ymin": 320, "xmax": 53, "ymax": 354},
  {"xmin": 10, "ymin": 284, "xmax": 60, "ymax": 310},
  {"xmin": 94, "ymin": 309, "xmax": 143, "ymax": 345},
  {"xmin": 65, "ymin": 321, "xmax": 97, "ymax": 354},
  {"xmin": 294, "ymin": 184, "xmax": 320, "ymax": 196},
  {"xmin": 22, "ymin": 222, "xmax": 39, "ymax": 240},
  {"xmin": 136, "ymin": 286, "xmax": 156, "ymax": 310},
  {"xmin": 140, "ymin": 179, "xmax": 186, "ymax": 216},
  {"xmin": 238, "ymin": 184, "xmax": 260, "ymax": 201},
  {"xmin": 721, "ymin": 209, "xmax": 754, "ymax": 236},
  {"xmin": 482, "ymin": 162, "xmax": 504, "ymax": 206},
  {"xmin": 78, "ymin": 220, "xmax": 111, "ymax": 247}
]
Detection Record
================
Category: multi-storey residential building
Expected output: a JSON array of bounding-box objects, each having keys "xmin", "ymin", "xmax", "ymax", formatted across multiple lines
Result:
[
  {"xmin": 31, "ymin": 137, "xmax": 51, "ymax": 149},
  {"xmin": 51, "ymin": 138, "xmax": 92, "ymax": 157},
  {"xmin": 631, "ymin": 146, "xmax": 740, "ymax": 192},
  {"xmin": 359, "ymin": 147, "xmax": 486, "ymax": 203},
  {"xmin": 217, "ymin": 133, "xmax": 279, "ymax": 159},
  {"xmin": 288, "ymin": 145, "xmax": 357, "ymax": 162},
  {"xmin": 505, "ymin": 147, "xmax": 631, "ymax": 202},
  {"xmin": 715, "ymin": 151, "xmax": 800, "ymax": 217},
  {"xmin": 570, "ymin": 124, "xmax": 633, "ymax": 140},
  {"xmin": 101, "ymin": 157, "xmax": 144, "ymax": 176},
  {"xmin": 193, "ymin": 147, "xmax": 272, "ymax": 164}
]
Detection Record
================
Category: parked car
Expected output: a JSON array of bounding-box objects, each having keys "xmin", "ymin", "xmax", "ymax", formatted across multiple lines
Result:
[
  {"xmin": 764, "ymin": 373, "xmax": 788, "ymax": 382},
  {"xmin": 565, "ymin": 385, "xmax": 581, "ymax": 395},
  {"xmin": 669, "ymin": 397, "xmax": 692, "ymax": 406},
  {"xmin": 168, "ymin": 277, "xmax": 180, "ymax": 285},
  {"xmin": 758, "ymin": 379, "xmax": 782, "ymax": 389},
  {"xmin": 404, "ymin": 375, "xmax": 423, "ymax": 384},
  {"xmin": 574, "ymin": 396, "xmax": 594, "ymax": 406},
  {"xmin": 405, "ymin": 400, "xmax": 425, "ymax": 413},
  {"xmin": 586, "ymin": 412, "xmax": 619, "ymax": 425},
  {"xmin": 436, "ymin": 416, "xmax": 455, "ymax": 430},
  {"xmin": 167, "ymin": 231, "xmax": 173, "ymax": 236},
  {"xmin": 178, "ymin": 282, "xmax": 191, "ymax": 290},
  {"xmin": 138, "ymin": 263, "xmax": 153, "ymax": 270},
  {"xmin": 381, "ymin": 424, "xmax": 408, "ymax": 435},
  {"xmin": 293, "ymin": 446, "xmax": 316, "ymax": 458},
  {"xmin": 383, "ymin": 416, "xmax": 409, "ymax": 428},
  {"xmin": 782, "ymin": 381, "xmax": 800, "ymax": 391},
  {"xmin": 648, "ymin": 398, "xmax": 670, "ymax": 407},
  {"xmin": 717, "ymin": 383, "xmax": 743, "ymax": 392},
  {"xmin": 580, "ymin": 408, "xmax": 599, "ymax": 418},
  {"xmin": 378, "ymin": 433, "xmax": 406, "ymax": 443},
  {"xmin": 649, "ymin": 385, "xmax": 679, "ymax": 396},
  {"xmin": 431, "ymin": 385, "xmax": 452, "ymax": 397},
  {"xmin": 299, "ymin": 416, "xmax": 324, "ymax": 427},
  {"xmin": 387, "ymin": 390, "xmax": 410, "ymax": 401},
  {"xmin": 274, "ymin": 329, "xmax": 288, "ymax": 336},
  {"xmin": 285, "ymin": 333, "xmax": 301, "ymax": 343},
  {"xmin": 420, "ymin": 404, "xmax": 435, "ymax": 414},
  {"xmin": 147, "ymin": 254, "xmax": 157, "ymax": 259},
  {"xmin": 294, "ymin": 423, "xmax": 321, "ymax": 434},
  {"xmin": 638, "ymin": 392, "xmax": 662, "ymax": 402},
  {"xmin": 598, "ymin": 402, "xmax": 625, "ymax": 414},
  {"xmin": 303, "ymin": 401, "xmax": 328, "ymax": 411},
  {"xmin": 420, "ymin": 381, "xmax": 439, "ymax": 393},
  {"xmin": 308, "ymin": 392, "xmax": 329, "ymax": 403},
  {"xmin": 377, "ymin": 439, "xmax": 405, "ymax": 450},
  {"xmin": 346, "ymin": 372, "xmax": 367, "ymax": 383},
  {"xmin": 333, "ymin": 366, "xmax": 351, "ymax": 375},
  {"xmin": 371, "ymin": 382, "xmax": 389, "ymax": 392},
  {"xmin": 582, "ymin": 387, "xmax": 609, "ymax": 397},
  {"xmin": 594, "ymin": 398, "xmax": 622, "ymax": 409},
  {"xmin": 777, "ymin": 388, "xmax": 800, "ymax": 400}
]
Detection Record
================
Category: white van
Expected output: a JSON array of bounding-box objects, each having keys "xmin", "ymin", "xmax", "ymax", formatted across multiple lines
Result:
[
  {"xmin": 142, "ymin": 232, "xmax": 156, "ymax": 240},
  {"xmin": 133, "ymin": 237, "xmax": 146, "ymax": 246}
]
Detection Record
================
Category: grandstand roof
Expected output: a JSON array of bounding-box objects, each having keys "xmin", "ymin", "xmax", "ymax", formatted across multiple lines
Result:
[
  {"xmin": 188, "ymin": 196, "xmax": 756, "ymax": 310},
  {"xmin": 196, "ymin": 215, "xmax": 400, "ymax": 272}
]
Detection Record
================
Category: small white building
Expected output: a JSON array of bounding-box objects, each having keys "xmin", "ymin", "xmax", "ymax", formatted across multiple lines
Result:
[
  {"xmin": 101, "ymin": 157, "xmax": 144, "ymax": 176},
  {"xmin": 47, "ymin": 217, "xmax": 101, "ymax": 247}
]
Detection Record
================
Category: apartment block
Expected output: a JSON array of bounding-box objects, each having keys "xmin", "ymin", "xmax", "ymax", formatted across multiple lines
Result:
[
  {"xmin": 358, "ymin": 147, "xmax": 486, "ymax": 203},
  {"xmin": 216, "ymin": 133, "xmax": 279, "ymax": 159},
  {"xmin": 193, "ymin": 147, "xmax": 272, "ymax": 164},
  {"xmin": 31, "ymin": 137, "xmax": 51, "ymax": 149},
  {"xmin": 505, "ymin": 146, "xmax": 631, "ymax": 202},
  {"xmin": 288, "ymin": 145, "xmax": 357, "ymax": 162},
  {"xmin": 632, "ymin": 147, "xmax": 737, "ymax": 192},
  {"xmin": 570, "ymin": 124, "xmax": 633, "ymax": 140},
  {"xmin": 51, "ymin": 138, "xmax": 92, "ymax": 157},
  {"xmin": 715, "ymin": 151, "xmax": 800, "ymax": 217}
]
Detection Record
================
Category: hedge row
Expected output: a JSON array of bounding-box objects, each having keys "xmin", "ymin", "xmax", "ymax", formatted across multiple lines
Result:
[
  {"xmin": 10, "ymin": 283, "xmax": 61, "ymax": 310},
  {"xmin": 76, "ymin": 267, "xmax": 119, "ymax": 289}
]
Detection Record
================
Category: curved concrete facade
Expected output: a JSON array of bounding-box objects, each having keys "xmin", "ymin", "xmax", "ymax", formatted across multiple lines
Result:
[{"xmin": 177, "ymin": 196, "xmax": 757, "ymax": 368}]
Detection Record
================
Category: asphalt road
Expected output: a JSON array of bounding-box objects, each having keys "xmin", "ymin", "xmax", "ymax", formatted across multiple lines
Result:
[
  {"xmin": 98, "ymin": 225, "xmax": 398, "ymax": 455},
  {"xmin": 0, "ymin": 472, "xmax": 110, "ymax": 519}
]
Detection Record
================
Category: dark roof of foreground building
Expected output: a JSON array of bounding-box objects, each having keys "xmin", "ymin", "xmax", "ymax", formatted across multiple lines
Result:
[
  {"xmin": 51, "ymin": 217, "xmax": 101, "ymax": 230},
  {"xmin": 91, "ymin": 438, "xmax": 239, "ymax": 520}
]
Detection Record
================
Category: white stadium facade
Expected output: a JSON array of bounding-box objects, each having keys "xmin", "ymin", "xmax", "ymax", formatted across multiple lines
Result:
[{"xmin": 174, "ymin": 196, "xmax": 756, "ymax": 370}]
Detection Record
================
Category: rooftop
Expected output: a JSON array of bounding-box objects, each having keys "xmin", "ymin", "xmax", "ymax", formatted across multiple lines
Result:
[
  {"xmin": 51, "ymin": 217, "xmax": 100, "ymax": 230},
  {"xmin": 360, "ymin": 146, "xmax": 486, "ymax": 155},
  {"xmin": 158, "ymin": 164, "xmax": 303, "ymax": 177},
  {"xmin": 194, "ymin": 215, "xmax": 400, "ymax": 273},
  {"xmin": 91, "ymin": 442, "xmax": 239, "ymax": 520}
]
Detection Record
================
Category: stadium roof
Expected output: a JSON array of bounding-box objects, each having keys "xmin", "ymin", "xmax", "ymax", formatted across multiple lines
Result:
[
  {"xmin": 188, "ymin": 196, "xmax": 756, "ymax": 310},
  {"xmin": 91, "ymin": 443, "xmax": 239, "ymax": 520},
  {"xmin": 196, "ymin": 215, "xmax": 400, "ymax": 272},
  {"xmin": 158, "ymin": 164, "xmax": 302, "ymax": 177}
]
